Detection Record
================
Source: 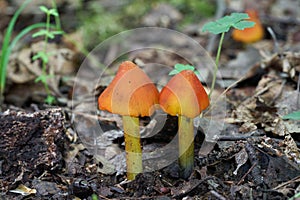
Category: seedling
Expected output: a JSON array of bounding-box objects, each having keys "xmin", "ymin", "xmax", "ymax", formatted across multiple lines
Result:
[
  {"xmin": 32, "ymin": 5, "xmax": 64, "ymax": 104},
  {"xmin": 159, "ymin": 70, "xmax": 209, "ymax": 179},
  {"xmin": 98, "ymin": 61, "xmax": 159, "ymax": 180},
  {"xmin": 169, "ymin": 63, "xmax": 199, "ymax": 76},
  {"xmin": 0, "ymin": 0, "xmax": 59, "ymax": 104},
  {"xmin": 202, "ymin": 12, "xmax": 255, "ymax": 97}
]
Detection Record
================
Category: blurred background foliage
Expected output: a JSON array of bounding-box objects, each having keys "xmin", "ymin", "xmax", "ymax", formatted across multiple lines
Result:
[{"xmin": 76, "ymin": 0, "xmax": 215, "ymax": 49}]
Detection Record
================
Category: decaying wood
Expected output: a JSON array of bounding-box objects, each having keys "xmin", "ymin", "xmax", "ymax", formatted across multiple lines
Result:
[{"xmin": 0, "ymin": 108, "xmax": 67, "ymax": 192}]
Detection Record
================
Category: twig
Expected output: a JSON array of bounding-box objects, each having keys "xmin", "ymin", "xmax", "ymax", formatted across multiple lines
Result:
[
  {"xmin": 245, "ymin": 142, "xmax": 263, "ymax": 185},
  {"xmin": 272, "ymin": 175, "xmax": 300, "ymax": 190},
  {"xmin": 267, "ymin": 27, "xmax": 280, "ymax": 55},
  {"xmin": 237, "ymin": 163, "xmax": 257, "ymax": 185},
  {"xmin": 218, "ymin": 133, "xmax": 265, "ymax": 141},
  {"xmin": 98, "ymin": 194, "xmax": 112, "ymax": 200},
  {"xmin": 210, "ymin": 190, "xmax": 227, "ymax": 200},
  {"xmin": 172, "ymin": 176, "xmax": 221, "ymax": 198}
]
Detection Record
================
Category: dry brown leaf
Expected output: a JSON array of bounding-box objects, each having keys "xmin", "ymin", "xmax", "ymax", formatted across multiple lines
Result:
[
  {"xmin": 9, "ymin": 184, "xmax": 36, "ymax": 196},
  {"xmin": 232, "ymin": 71, "xmax": 299, "ymax": 162},
  {"xmin": 261, "ymin": 51, "xmax": 300, "ymax": 81},
  {"xmin": 233, "ymin": 73, "xmax": 293, "ymax": 131}
]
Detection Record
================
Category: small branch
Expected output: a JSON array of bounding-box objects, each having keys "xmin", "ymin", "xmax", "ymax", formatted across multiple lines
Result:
[
  {"xmin": 210, "ymin": 190, "xmax": 227, "ymax": 200},
  {"xmin": 237, "ymin": 163, "xmax": 257, "ymax": 185},
  {"xmin": 267, "ymin": 27, "xmax": 280, "ymax": 55},
  {"xmin": 172, "ymin": 176, "xmax": 216, "ymax": 198},
  {"xmin": 218, "ymin": 133, "xmax": 265, "ymax": 141}
]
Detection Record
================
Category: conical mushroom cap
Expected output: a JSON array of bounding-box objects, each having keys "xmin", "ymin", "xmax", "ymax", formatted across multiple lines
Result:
[
  {"xmin": 98, "ymin": 61, "xmax": 159, "ymax": 117},
  {"xmin": 159, "ymin": 70, "xmax": 209, "ymax": 118},
  {"xmin": 232, "ymin": 9, "xmax": 264, "ymax": 43}
]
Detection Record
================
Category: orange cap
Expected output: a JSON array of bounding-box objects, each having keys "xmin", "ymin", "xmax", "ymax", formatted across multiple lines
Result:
[
  {"xmin": 159, "ymin": 70, "xmax": 209, "ymax": 118},
  {"xmin": 98, "ymin": 61, "xmax": 159, "ymax": 117},
  {"xmin": 232, "ymin": 9, "xmax": 264, "ymax": 43}
]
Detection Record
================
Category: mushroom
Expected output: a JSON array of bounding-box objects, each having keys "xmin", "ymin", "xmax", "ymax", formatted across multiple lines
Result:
[
  {"xmin": 232, "ymin": 9, "xmax": 264, "ymax": 43},
  {"xmin": 159, "ymin": 70, "xmax": 209, "ymax": 179},
  {"xmin": 98, "ymin": 61, "xmax": 159, "ymax": 180}
]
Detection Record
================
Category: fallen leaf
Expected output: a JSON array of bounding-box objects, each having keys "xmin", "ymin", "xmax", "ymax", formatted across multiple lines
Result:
[{"xmin": 9, "ymin": 184, "xmax": 36, "ymax": 196}]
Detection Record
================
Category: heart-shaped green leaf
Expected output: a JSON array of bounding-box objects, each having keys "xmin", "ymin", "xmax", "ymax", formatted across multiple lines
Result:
[
  {"xmin": 169, "ymin": 64, "xmax": 200, "ymax": 76},
  {"xmin": 202, "ymin": 12, "xmax": 255, "ymax": 35}
]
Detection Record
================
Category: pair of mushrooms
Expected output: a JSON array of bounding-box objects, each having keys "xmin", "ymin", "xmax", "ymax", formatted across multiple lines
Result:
[{"xmin": 98, "ymin": 61, "xmax": 209, "ymax": 180}]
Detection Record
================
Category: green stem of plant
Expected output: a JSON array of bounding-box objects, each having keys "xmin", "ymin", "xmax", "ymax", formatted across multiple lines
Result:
[
  {"xmin": 51, "ymin": 0, "xmax": 61, "ymax": 30},
  {"xmin": 123, "ymin": 115, "xmax": 142, "ymax": 180},
  {"xmin": 178, "ymin": 115, "xmax": 194, "ymax": 179},
  {"xmin": 0, "ymin": 0, "xmax": 32, "ymax": 104},
  {"xmin": 10, "ymin": 23, "xmax": 51, "ymax": 51},
  {"xmin": 209, "ymin": 32, "xmax": 225, "ymax": 98},
  {"xmin": 41, "ymin": 12, "xmax": 51, "ymax": 97}
]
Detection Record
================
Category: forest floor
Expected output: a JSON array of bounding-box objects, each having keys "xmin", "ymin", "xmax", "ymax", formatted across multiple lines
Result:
[{"xmin": 1, "ymin": 0, "xmax": 300, "ymax": 199}]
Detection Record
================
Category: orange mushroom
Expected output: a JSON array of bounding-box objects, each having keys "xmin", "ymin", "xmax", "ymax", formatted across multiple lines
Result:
[
  {"xmin": 98, "ymin": 61, "xmax": 159, "ymax": 180},
  {"xmin": 159, "ymin": 70, "xmax": 209, "ymax": 179},
  {"xmin": 232, "ymin": 9, "xmax": 264, "ymax": 43}
]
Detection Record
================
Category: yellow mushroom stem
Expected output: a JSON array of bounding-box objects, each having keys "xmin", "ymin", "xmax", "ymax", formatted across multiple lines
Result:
[
  {"xmin": 178, "ymin": 115, "xmax": 194, "ymax": 179},
  {"xmin": 122, "ymin": 115, "xmax": 142, "ymax": 180}
]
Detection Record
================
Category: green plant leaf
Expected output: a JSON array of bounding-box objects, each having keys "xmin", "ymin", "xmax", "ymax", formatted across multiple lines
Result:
[
  {"xmin": 39, "ymin": 6, "xmax": 49, "ymax": 13},
  {"xmin": 35, "ymin": 74, "xmax": 54, "ymax": 84},
  {"xmin": 32, "ymin": 52, "xmax": 48, "ymax": 63},
  {"xmin": 32, "ymin": 30, "xmax": 56, "ymax": 39},
  {"xmin": 217, "ymin": 13, "xmax": 249, "ymax": 25},
  {"xmin": 45, "ymin": 94, "xmax": 55, "ymax": 105},
  {"xmin": 233, "ymin": 21, "xmax": 255, "ymax": 30},
  {"xmin": 48, "ymin": 8, "xmax": 58, "ymax": 16},
  {"xmin": 282, "ymin": 111, "xmax": 300, "ymax": 120},
  {"xmin": 202, "ymin": 21, "xmax": 230, "ymax": 34},
  {"xmin": 202, "ymin": 12, "xmax": 255, "ymax": 35},
  {"xmin": 175, "ymin": 64, "xmax": 195, "ymax": 71},
  {"xmin": 169, "ymin": 64, "xmax": 200, "ymax": 76},
  {"xmin": 46, "ymin": 32, "xmax": 55, "ymax": 39},
  {"xmin": 289, "ymin": 192, "xmax": 300, "ymax": 200},
  {"xmin": 10, "ymin": 23, "xmax": 50, "ymax": 51},
  {"xmin": 35, "ymin": 75, "xmax": 47, "ymax": 84},
  {"xmin": 51, "ymin": 30, "xmax": 64, "ymax": 35},
  {"xmin": 0, "ymin": 0, "xmax": 31, "ymax": 98},
  {"xmin": 32, "ymin": 29, "xmax": 48, "ymax": 38}
]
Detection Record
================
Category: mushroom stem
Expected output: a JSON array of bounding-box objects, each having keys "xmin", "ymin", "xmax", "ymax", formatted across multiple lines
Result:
[
  {"xmin": 123, "ymin": 115, "xmax": 142, "ymax": 180},
  {"xmin": 178, "ymin": 115, "xmax": 194, "ymax": 179}
]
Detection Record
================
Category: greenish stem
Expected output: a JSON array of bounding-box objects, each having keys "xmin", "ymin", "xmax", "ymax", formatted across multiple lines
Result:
[
  {"xmin": 10, "ymin": 23, "xmax": 51, "ymax": 51},
  {"xmin": 178, "ymin": 115, "xmax": 194, "ymax": 179},
  {"xmin": 51, "ymin": 0, "xmax": 61, "ymax": 30},
  {"xmin": 0, "ymin": 0, "xmax": 32, "ymax": 105},
  {"xmin": 40, "ymin": 11, "xmax": 52, "ymax": 100},
  {"xmin": 123, "ymin": 115, "xmax": 142, "ymax": 180},
  {"xmin": 209, "ymin": 32, "xmax": 225, "ymax": 98}
]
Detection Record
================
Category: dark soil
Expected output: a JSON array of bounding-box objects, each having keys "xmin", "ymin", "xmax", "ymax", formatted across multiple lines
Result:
[{"xmin": 0, "ymin": 108, "xmax": 299, "ymax": 199}]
